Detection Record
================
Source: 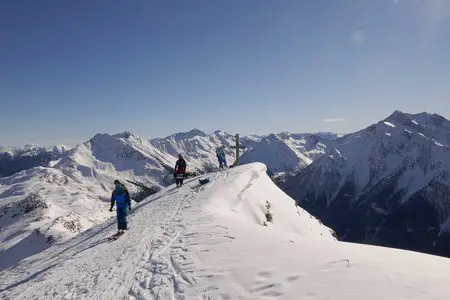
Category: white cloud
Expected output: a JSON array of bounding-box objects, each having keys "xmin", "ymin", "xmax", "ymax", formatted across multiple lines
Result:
[
  {"xmin": 320, "ymin": 118, "xmax": 346, "ymax": 123},
  {"xmin": 350, "ymin": 30, "xmax": 366, "ymax": 45}
]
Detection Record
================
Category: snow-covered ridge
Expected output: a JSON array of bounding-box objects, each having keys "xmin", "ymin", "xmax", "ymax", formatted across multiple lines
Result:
[
  {"xmin": 0, "ymin": 144, "xmax": 70, "ymax": 177},
  {"xmin": 283, "ymin": 110, "xmax": 450, "ymax": 257},
  {"xmin": 240, "ymin": 131, "xmax": 339, "ymax": 173},
  {"xmin": 2, "ymin": 163, "xmax": 450, "ymax": 299}
]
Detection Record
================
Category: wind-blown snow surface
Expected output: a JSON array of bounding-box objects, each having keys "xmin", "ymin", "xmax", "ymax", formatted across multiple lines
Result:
[{"xmin": 2, "ymin": 163, "xmax": 450, "ymax": 300}]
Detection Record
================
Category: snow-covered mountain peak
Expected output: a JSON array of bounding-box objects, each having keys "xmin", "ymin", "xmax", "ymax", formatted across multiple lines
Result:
[
  {"xmin": 283, "ymin": 111, "xmax": 450, "ymax": 258},
  {"xmin": 265, "ymin": 133, "xmax": 281, "ymax": 141},
  {"xmin": 48, "ymin": 144, "xmax": 70, "ymax": 155},
  {"xmin": 112, "ymin": 131, "xmax": 142, "ymax": 140},
  {"xmin": 240, "ymin": 132, "xmax": 338, "ymax": 173},
  {"xmin": 382, "ymin": 111, "xmax": 450, "ymax": 142},
  {"xmin": 160, "ymin": 129, "xmax": 208, "ymax": 142}
]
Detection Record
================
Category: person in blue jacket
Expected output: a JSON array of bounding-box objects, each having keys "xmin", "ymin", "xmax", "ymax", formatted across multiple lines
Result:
[
  {"xmin": 215, "ymin": 146, "xmax": 227, "ymax": 169},
  {"xmin": 109, "ymin": 180, "xmax": 131, "ymax": 234}
]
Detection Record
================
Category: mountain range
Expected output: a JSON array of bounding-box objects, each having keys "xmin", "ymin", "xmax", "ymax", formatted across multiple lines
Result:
[
  {"xmin": 282, "ymin": 111, "xmax": 450, "ymax": 257},
  {"xmin": 3, "ymin": 110, "xmax": 450, "ymax": 268},
  {"xmin": 0, "ymin": 128, "xmax": 333, "ymax": 266},
  {"xmin": 0, "ymin": 144, "xmax": 69, "ymax": 177}
]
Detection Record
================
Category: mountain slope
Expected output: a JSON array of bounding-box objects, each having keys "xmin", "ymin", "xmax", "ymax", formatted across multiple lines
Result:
[
  {"xmin": 0, "ymin": 132, "xmax": 176, "ymax": 266},
  {"xmin": 2, "ymin": 163, "xmax": 450, "ymax": 299},
  {"xmin": 149, "ymin": 129, "xmax": 259, "ymax": 172},
  {"xmin": 0, "ymin": 144, "xmax": 69, "ymax": 177},
  {"xmin": 240, "ymin": 132, "xmax": 339, "ymax": 173},
  {"xmin": 283, "ymin": 111, "xmax": 450, "ymax": 257}
]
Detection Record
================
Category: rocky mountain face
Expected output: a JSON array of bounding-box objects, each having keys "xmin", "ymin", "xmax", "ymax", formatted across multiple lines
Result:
[{"xmin": 282, "ymin": 111, "xmax": 450, "ymax": 257}]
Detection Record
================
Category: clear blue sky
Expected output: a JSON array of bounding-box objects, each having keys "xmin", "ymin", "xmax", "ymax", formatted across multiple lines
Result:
[{"xmin": 1, "ymin": 0, "xmax": 450, "ymax": 146}]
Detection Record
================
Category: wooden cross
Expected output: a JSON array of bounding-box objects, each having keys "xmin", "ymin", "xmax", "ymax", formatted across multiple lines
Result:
[{"xmin": 230, "ymin": 134, "xmax": 246, "ymax": 166}]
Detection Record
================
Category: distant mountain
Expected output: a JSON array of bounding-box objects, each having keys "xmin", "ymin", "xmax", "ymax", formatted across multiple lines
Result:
[
  {"xmin": 282, "ymin": 111, "xmax": 450, "ymax": 257},
  {"xmin": 240, "ymin": 132, "xmax": 340, "ymax": 173},
  {"xmin": 0, "ymin": 144, "xmax": 70, "ymax": 177},
  {"xmin": 149, "ymin": 129, "xmax": 254, "ymax": 173}
]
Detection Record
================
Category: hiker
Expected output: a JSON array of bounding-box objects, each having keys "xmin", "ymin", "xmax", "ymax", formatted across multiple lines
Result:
[
  {"xmin": 109, "ymin": 180, "xmax": 131, "ymax": 234},
  {"xmin": 174, "ymin": 154, "xmax": 187, "ymax": 187},
  {"xmin": 216, "ymin": 145, "xmax": 227, "ymax": 169}
]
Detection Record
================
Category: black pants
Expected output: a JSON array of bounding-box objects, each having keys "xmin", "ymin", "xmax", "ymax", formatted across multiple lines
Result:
[{"xmin": 175, "ymin": 174, "xmax": 184, "ymax": 187}]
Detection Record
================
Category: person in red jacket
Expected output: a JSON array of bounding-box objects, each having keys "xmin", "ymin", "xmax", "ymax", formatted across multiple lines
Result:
[{"xmin": 174, "ymin": 154, "xmax": 187, "ymax": 187}]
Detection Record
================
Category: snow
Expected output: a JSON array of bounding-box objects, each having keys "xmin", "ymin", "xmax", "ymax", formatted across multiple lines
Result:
[
  {"xmin": 418, "ymin": 132, "xmax": 427, "ymax": 138},
  {"xmin": 240, "ymin": 132, "xmax": 337, "ymax": 173},
  {"xmin": 149, "ymin": 130, "xmax": 241, "ymax": 173},
  {"xmin": 0, "ymin": 133, "xmax": 178, "ymax": 263},
  {"xmin": 240, "ymin": 134, "xmax": 307, "ymax": 173},
  {"xmin": 299, "ymin": 111, "xmax": 450, "ymax": 206},
  {"xmin": 1, "ymin": 163, "xmax": 450, "ymax": 299},
  {"xmin": 434, "ymin": 140, "xmax": 444, "ymax": 147},
  {"xmin": 48, "ymin": 158, "xmax": 61, "ymax": 167},
  {"xmin": 0, "ymin": 129, "xmax": 339, "ymax": 267},
  {"xmin": 386, "ymin": 111, "xmax": 450, "ymax": 146},
  {"xmin": 383, "ymin": 121, "xmax": 396, "ymax": 128}
]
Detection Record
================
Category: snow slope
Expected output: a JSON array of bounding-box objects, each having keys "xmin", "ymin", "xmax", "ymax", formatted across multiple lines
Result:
[
  {"xmin": 0, "ymin": 144, "xmax": 70, "ymax": 177},
  {"xmin": 1, "ymin": 163, "xmax": 450, "ymax": 299},
  {"xmin": 149, "ymin": 129, "xmax": 259, "ymax": 173},
  {"xmin": 0, "ymin": 132, "xmax": 175, "ymax": 267},
  {"xmin": 240, "ymin": 132, "xmax": 339, "ymax": 173}
]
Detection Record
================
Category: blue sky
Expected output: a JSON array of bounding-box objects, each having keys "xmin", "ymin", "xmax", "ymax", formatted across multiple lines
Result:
[{"xmin": 1, "ymin": 0, "xmax": 450, "ymax": 146}]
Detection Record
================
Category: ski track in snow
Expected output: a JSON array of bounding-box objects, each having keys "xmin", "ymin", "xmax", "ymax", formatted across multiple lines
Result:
[{"xmin": 0, "ymin": 171, "xmax": 225, "ymax": 300}]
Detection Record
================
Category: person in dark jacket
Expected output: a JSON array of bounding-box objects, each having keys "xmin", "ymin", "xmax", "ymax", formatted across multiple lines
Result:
[
  {"xmin": 174, "ymin": 154, "xmax": 187, "ymax": 188},
  {"xmin": 109, "ymin": 180, "xmax": 131, "ymax": 234}
]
